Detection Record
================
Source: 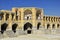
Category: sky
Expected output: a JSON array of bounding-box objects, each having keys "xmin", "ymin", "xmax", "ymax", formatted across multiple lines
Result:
[{"xmin": 0, "ymin": 0, "xmax": 60, "ymax": 16}]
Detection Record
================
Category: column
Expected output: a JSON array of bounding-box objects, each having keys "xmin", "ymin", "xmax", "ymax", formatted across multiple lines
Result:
[
  {"xmin": 7, "ymin": 13, "xmax": 12, "ymax": 30},
  {"xmin": 50, "ymin": 24, "xmax": 52, "ymax": 29},
  {"xmin": 45, "ymin": 24, "xmax": 47, "ymax": 29},
  {"xmin": 9, "ymin": 13, "xmax": 12, "ymax": 21},
  {"xmin": 17, "ymin": 11, "xmax": 20, "ymax": 21},
  {"xmin": 41, "ymin": 9, "xmax": 44, "ymax": 29},
  {"xmin": 56, "ymin": 17, "xmax": 58, "ymax": 22},
  {"xmin": 32, "ymin": 8, "xmax": 36, "ymax": 27},
  {"xmin": 50, "ymin": 17, "xmax": 51, "ymax": 22},
  {"xmin": 3, "ymin": 12, "xmax": 6, "ymax": 21},
  {"xmin": 57, "ymin": 17, "xmax": 58, "ymax": 22},
  {"xmin": 17, "ymin": 10, "xmax": 20, "ymax": 29},
  {"xmin": 45, "ymin": 16, "xmax": 46, "ymax": 22},
  {"xmin": 55, "ymin": 17, "xmax": 56, "ymax": 22},
  {"xmin": 55, "ymin": 24, "xmax": 57, "ymax": 29},
  {"xmin": 21, "ymin": 8, "xmax": 24, "ymax": 30}
]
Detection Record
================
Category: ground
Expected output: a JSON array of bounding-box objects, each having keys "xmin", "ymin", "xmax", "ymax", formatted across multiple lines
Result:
[{"xmin": 0, "ymin": 34, "xmax": 60, "ymax": 40}]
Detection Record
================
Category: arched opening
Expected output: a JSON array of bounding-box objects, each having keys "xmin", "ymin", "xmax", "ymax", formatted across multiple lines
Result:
[
  {"xmin": 24, "ymin": 22, "xmax": 32, "ymax": 34},
  {"xmin": 11, "ymin": 13, "xmax": 14, "ymax": 20},
  {"xmin": 37, "ymin": 22, "xmax": 41, "ymax": 30},
  {"xmin": 24, "ymin": 9, "xmax": 32, "ymax": 20},
  {"xmin": 36, "ymin": 10, "xmax": 41, "ymax": 20},
  {"xmin": 16, "ymin": 9, "xmax": 19, "ymax": 20},
  {"xmin": 0, "ymin": 12, "xmax": 4, "ymax": 20},
  {"xmin": 49, "ymin": 17, "xmax": 50, "ymax": 21},
  {"xmin": 52, "ymin": 24, "xmax": 55, "ymax": 29},
  {"xmin": 51, "ymin": 17, "xmax": 53, "ymax": 22},
  {"xmin": 6, "ymin": 14, "xmax": 9, "ymax": 21},
  {"xmin": 57, "ymin": 24, "xmax": 60, "ymax": 28},
  {"xmin": 47, "ymin": 24, "xmax": 50, "ymax": 29},
  {"xmin": 12, "ymin": 23, "xmax": 18, "ymax": 33},
  {"xmin": 1, "ymin": 23, "xmax": 8, "ymax": 34}
]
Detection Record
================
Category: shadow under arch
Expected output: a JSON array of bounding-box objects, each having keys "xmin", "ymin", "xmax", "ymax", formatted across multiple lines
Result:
[
  {"xmin": 12, "ymin": 23, "xmax": 18, "ymax": 33},
  {"xmin": 57, "ymin": 24, "xmax": 60, "ymax": 28},
  {"xmin": 23, "ymin": 22, "xmax": 32, "ymax": 31},
  {"xmin": 1, "ymin": 23, "xmax": 8, "ymax": 34},
  {"xmin": 47, "ymin": 24, "xmax": 50, "ymax": 29},
  {"xmin": 52, "ymin": 24, "xmax": 55, "ymax": 29},
  {"xmin": 37, "ymin": 22, "xmax": 41, "ymax": 30}
]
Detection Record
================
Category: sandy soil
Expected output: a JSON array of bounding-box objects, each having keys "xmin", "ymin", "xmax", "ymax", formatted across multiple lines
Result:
[{"xmin": 0, "ymin": 34, "xmax": 60, "ymax": 40}]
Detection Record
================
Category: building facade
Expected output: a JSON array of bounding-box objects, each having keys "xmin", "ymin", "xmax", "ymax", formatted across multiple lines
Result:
[{"xmin": 0, "ymin": 7, "xmax": 60, "ymax": 34}]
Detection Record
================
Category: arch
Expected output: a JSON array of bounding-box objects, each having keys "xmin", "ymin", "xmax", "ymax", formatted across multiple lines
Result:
[
  {"xmin": 23, "ymin": 22, "xmax": 32, "ymax": 31},
  {"xmin": 47, "ymin": 24, "xmax": 50, "ymax": 29},
  {"xmin": 1, "ymin": 23, "xmax": 8, "ymax": 34},
  {"xmin": 36, "ymin": 10, "xmax": 41, "ymax": 19},
  {"xmin": 24, "ymin": 9, "xmax": 32, "ymax": 20},
  {"xmin": 37, "ymin": 22, "xmax": 41, "ymax": 30},
  {"xmin": 57, "ymin": 24, "xmax": 60, "ymax": 28},
  {"xmin": 24, "ymin": 9, "xmax": 32, "ymax": 15},
  {"xmin": 0, "ymin": 12, "xmax": 4, "ymax": 20},
  {"xmin": 52, "ymin": 24, "xmax": 55, "ymax": 29},
  {"xmin": 12, "ymin": 23, "xmax": 18, "ymax": 33}
]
